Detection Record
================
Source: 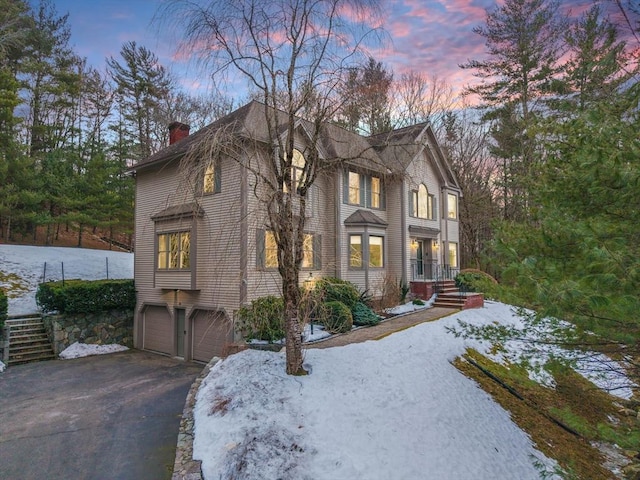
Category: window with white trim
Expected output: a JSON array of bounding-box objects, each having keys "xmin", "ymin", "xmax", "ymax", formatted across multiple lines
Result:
[
  {"xmin": 349, "ymin": 235, "xmax": 362, "ymax": 268},
  {"xmin": 258, "ymin": 230, "xmax": 321, "ymax": 270},
  {"xmin": 369, "ymin": 235, "xmax": 384, "ymax": 267},
  {"xmin": 448, "ymin": 242, "xmax": 458, "ymax": 268},
  {"xmin": 348, "ymin": 171, "xmax": 360, "ymax": 205},
  {"xmin": 410, "ymin": 184, "xmax": 435, "ymax": 219},
  {"xmin": 447, "ymin": 193, "xmax": 458, "ymax": 219},
  {"xmin": 203, "ymin": 162, "xmax": 221, "ymax": 194},
  {"xmin": 157, "ymin": 231, "xmax": 191, "ymax": 270}
]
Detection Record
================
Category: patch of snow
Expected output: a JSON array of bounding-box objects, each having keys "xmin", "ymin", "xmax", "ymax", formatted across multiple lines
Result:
[
  {"xmin": 0, "ymin": 245, "xmax": 133, "ymax": 315},
  {"xmin": 385, "ymin": 293, "xmax": 436, "ymax": 315},
  {"xmin": 465, "ymin": 303, "xmax": 635, "ymax": 399},
  {"xmin": 59, "ymin": 342, "xmax": 129, "ymax": 359},
  {"xmin": 0, "ymin": 360, "xmax": 5, "ymax": 373},
  {"xmin": 303, "ymin": 323, "xmax": 331, "ymax": 342},
  {"xmin": 194, "ymin": 301, "xmax": 560, "ymax": 480}
]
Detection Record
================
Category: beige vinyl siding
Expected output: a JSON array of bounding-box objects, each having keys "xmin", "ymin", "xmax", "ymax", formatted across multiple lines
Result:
[{"xmin": 385, "ymin": 180, "xmax": 404, "ymax": 283}]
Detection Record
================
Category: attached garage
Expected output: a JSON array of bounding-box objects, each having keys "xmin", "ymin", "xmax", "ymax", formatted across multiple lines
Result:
[
  {"xmin": 142, "ymin": 305, "xmax": 173, "ymax": 355},
  {"xmin": 191, "ymin": 310, "xmax": 233, "ymax": 363}
]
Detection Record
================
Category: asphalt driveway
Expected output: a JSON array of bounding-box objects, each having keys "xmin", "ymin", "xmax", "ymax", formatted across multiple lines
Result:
[{"xmin": 0, "ymin": 350, "xmax": 203, "ymax": 480}]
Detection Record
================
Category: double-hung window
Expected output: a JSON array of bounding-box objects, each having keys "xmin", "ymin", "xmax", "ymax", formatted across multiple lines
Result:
[
  {"xmin": 349, "ymin": 234, "xmax": 384, "ymax": 269},
  {"xmin": 259, "ymin": 230, "xmax": 321, "ymax": 270},
  {"xmin": 203, "ymin": 162, "xmax": 221, "ymax": 194},
  {"xmin": 345, "ymin": 170, "xmax": 385, "ymax": 209},
  {"xmin": 157, "ymin": 231, "xmax": 191, "ymax": 270},
  {"xmin": 447, "ymin": 193, "xmax": 458, "ymax": 220}
]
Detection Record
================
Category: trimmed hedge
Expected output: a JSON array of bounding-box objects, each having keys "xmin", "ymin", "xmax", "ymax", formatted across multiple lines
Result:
[
  {"xmin": 36, "ymin": 279, "xmax": 136, "ymax": 314},
  {"xmin": 0, "ymin": 288, "xmax": 7, "ymax": 329}
]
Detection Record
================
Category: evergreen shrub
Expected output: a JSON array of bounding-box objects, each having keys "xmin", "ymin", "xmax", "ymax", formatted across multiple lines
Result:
[
  {"xmin": 237, "ymin": 296, "xmax": 285, "ymax": 342},
  {"xmin": 36, "ymin": 279, "xmax": 136, "ymax": 314},
  {"xmin": 313, "ymin": 277, "xmax": 360, "ymax": 310},
  {"xmin": 323, "ymin": 301, "xmax": 353, "ymax": 334},
  {"xmin": 352, "ymin": 301, "xmax": 380, "ymax": 326}
]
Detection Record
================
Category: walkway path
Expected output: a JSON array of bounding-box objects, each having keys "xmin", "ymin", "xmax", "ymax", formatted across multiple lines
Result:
[{"xmin": 305, "ymin": 306, "xmax": 457, "ymax": 349}]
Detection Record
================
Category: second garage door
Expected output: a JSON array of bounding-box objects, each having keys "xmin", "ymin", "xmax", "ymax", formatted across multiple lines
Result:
[{"xmin": 192, "ymin": 310, "xmax": 233, "ymax": 362}]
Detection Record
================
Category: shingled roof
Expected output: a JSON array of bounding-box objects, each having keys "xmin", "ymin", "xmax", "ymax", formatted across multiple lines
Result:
[{"xmin": 130, "ymin": 100, "xmax": 438, "ymax": 178}]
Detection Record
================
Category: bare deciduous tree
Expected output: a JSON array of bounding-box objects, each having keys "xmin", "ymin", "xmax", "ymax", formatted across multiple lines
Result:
[
  {"xmin": 392, "ymin": 71, "xmax": 454, "ymax": 135},
  {"xmin": 165, "ymin": 0, "xmax": 384, "ymax": 374}
]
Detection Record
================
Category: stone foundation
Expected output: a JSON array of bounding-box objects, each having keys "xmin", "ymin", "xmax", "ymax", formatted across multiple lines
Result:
[{"xmin": 43, "ymin": 309, "xmax": 134, "ymax": 355}]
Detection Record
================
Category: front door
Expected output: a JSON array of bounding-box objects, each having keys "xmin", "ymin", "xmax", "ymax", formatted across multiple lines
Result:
[
  {"xmin": 176, "ymin": 308, "xmax": 185, "ymax": 358},
  {"xmin": 416, "ymin": 240, "xmax": 424, "ymax": 277}
]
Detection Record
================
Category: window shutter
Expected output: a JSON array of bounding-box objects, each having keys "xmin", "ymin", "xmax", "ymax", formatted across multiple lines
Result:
[
  {"xmin": 359, "ymin": 174, "xmax": 365, "ymax": 206},
  {"xmin": 342, "ymin": 169, "xmax": 349, "ymax": 204},
  {"xmin": 256, "ymin": 229, "xmax": 265, "ymax": 268},
  {"xmin": 214, "ymin": 163, "xmax": 221, "ymax": 193},
  {"xmin": 433, "ymin": 196, "xmax": 438, "ymax": 220},
  {"xmin": 380, "ymin": 182, "xmax": 386, "ymax": 210},
  {"xmin": 313, "ymin": 234, "xmax": 322, "ymax": 270},
  {"xmin": 409, "ymin": 190, "xmax": 414, "ymax": 217}
]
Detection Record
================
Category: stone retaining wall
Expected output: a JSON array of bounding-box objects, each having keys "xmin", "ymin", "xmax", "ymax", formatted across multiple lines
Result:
[{"xmin": 43, "ymin": 309, "xmax": 134, "ymax": 355}]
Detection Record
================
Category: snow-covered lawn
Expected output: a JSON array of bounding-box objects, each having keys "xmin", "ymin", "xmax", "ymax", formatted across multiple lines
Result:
[
  {"xmin": 196, "ymin": 302, "xmax": 608, "ymax": 480},
  {"xmin": 0, "ymin": 245, "xmax": 133, "ymax": 315}
]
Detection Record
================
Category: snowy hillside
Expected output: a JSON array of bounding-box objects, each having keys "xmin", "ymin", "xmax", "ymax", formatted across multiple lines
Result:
[{"xmin": 0, "ymin": 245, "xmax": 133, "ymax": 315}]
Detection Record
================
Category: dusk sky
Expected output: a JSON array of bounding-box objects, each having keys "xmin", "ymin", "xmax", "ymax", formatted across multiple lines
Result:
[{"xmin": 40, "ymin": 0, "xmax": 630, "ymax": 100}]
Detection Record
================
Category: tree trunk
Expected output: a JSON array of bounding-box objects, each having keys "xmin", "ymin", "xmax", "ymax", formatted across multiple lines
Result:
[{"xmin": 283, "ymin": 278, "xmax": 306, "ymax": 376}]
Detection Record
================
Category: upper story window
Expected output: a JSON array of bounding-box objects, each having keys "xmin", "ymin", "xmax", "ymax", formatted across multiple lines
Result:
[
  {"xmin": 411, "ymin": 184, "xmax": 435, "ymax": 220},
  {"xmin": 203, "ymin": 162, "xmax": 221, "ymax": 194},
  {"xmin": 344, "ymin": 170, "xmax": 385, "ymax": 210},
  {"xmin": 371, "ymin": 176, "xmax": 381, "ymax": 209},
  {"xmin": 447, "ymin": 193, "xmax": 458, "ymax": 220},
  {"xmin": 348, "ymin": 171, "xmax": 360, "ymax": 204},
  {"xmin": 284, "ymin": 149, "xmax": 306, "ymax": 194},
  {"xmin": 157, "ymin": 231, "xmax": 190, "ymax": 270}
]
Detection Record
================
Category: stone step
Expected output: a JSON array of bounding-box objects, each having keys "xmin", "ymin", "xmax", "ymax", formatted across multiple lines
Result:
[
  {"xmin": 8, "ymin": 351, "xmax": 56, "ymax": 365},
  {"xmin": 6, "ymin": 314, "xmax": 56, "ymax": 366},
  {"xmin": 9, "ymin": 325, "xmax": 46, "ymax": 334},
  {"xmin": 9, "ymin": 335, "xmax": 50, "ymax": 345}
]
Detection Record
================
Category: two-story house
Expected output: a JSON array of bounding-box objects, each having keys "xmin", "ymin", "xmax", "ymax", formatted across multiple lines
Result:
[{"xmin": 130, "ymin": 101, "xmax": 461, "ymax": 362}]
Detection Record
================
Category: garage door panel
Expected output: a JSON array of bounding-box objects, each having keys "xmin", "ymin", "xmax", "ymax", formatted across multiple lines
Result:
[
  {"xmin": 143, "ymin": 306, "xmax": 173, "ymax": 355},
  {"xmin": 192, "ymin": 311, "xmax": 233, "ymax": 362}
]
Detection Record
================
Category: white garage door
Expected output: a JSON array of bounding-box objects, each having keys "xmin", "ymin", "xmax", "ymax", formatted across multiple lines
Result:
[
  {"xmin": 192, "ymin": 310, "xmax": 233, "ymax": 362},
  {"xmin": 143, "ymin": 305, "xmax": 173, "ymax": 355}
]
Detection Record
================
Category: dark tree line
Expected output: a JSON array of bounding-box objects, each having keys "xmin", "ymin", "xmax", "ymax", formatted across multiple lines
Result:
[{"xmin": 0, "ymin": 0, "xmax": 232, "ymax": 248}]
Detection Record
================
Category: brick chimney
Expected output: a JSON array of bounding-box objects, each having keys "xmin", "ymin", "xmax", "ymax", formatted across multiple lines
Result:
[{"xmin": 169, "ymin": 122, "xmax": 190, "ymax": 145}]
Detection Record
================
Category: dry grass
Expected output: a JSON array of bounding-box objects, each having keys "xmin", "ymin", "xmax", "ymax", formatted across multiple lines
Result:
[{"xmin": 453, "ymin": 349, "xmax": 638, "ymax": 480}]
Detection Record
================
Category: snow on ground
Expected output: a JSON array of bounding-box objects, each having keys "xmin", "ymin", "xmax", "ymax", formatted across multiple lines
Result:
[
  {"xmin": 0, "ymin": 245, "xmax": 133, "ymax": 315},
  {"xmin": 194, "ymin": 302, "xmax": 569, "ymax": 480},
  {"xmin": 0, "ymin": 360, "xmax": 5, "ymax": 373},
  {"xmin": 385, "ymin": 294, "xmax": 436, "ymax": 315},
  {"xmin": 467, "ymin": 302, "xmax": 635, "ymax": 400},
  {"xmin": 58, "ymin": 342, "xmax": 129, "ymax": 359}
]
